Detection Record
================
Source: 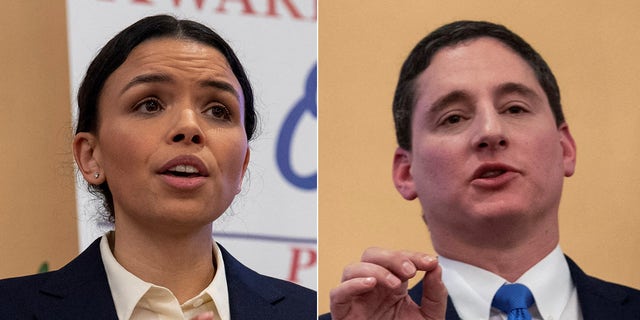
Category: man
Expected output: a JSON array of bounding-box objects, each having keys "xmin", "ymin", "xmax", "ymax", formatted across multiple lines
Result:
[{"xmin": 322, "ymin": 21, "xmax": 640, "ymax": 320}]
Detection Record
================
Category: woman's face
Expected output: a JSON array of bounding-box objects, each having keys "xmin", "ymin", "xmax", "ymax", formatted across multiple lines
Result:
[{"xmin": 76, "ymin": 37, "xmax": 249, "ymax": 229}]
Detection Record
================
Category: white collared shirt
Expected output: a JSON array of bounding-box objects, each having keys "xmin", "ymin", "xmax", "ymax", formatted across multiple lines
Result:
[
  {"xmin": 99, "ymin": 233, "xmax": 231, "ymax": 320},
  {"xmin": 439, "ymin": 245, "xmax": 583, "ymax": 320}
]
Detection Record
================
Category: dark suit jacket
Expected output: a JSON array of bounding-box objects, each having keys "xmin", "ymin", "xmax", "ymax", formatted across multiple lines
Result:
[
  {"xmin": 0, "ymin": 238, "xmax": 316, "ymax": 319},
  {"xmin": 320, "ymin": 256, "xmax": 640, "ymax": 320},
  {"xmin": 407, "ymin": 256, "xmax": 640, "ymax": 320}
]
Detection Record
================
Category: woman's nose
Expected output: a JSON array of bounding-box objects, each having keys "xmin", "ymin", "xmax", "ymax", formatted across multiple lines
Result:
[
  {"xmin": 168, "ymin": 109, "xmax": 204, "ymax": 145},
  {"xmin": 172, "ymin": 132, "xmax": 201, "ymax": 144}
]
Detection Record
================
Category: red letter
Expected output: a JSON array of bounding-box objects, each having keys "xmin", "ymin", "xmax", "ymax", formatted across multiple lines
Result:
[
  {"xmin": 215, "ymin": 0, "xmax": 257, "ymax": 15},
  {"xmin": 266, "ymin": 0, "xmax": 304, "ymax": 19},
  {"xmin": 288, "ymin": 247, "xmax": 316, "ymax": 283},
  {"xmin": 132, "ymin": 0, "xmax": 153, "ymax": 4}
]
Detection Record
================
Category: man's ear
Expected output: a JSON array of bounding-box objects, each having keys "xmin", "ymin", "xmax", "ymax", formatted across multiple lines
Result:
[
  {"xmin": 393, "ymin": 147, "xmax": 417, "ymax": 200},
  {"xmin": 73, "ymin": 132, "xmax": 105, "ymax": 184},
  {"xmin": 558, "ymin": 123, "xmax": 577, "ymax": 177},
  {"xmin": 235, "ymin": 146, "xmax": 250, "ymax": 194}
]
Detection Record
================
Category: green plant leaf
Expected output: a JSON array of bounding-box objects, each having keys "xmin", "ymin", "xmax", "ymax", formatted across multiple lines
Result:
[{"xmin": 38, "ymin": 261, "xmax": 49, "ymax": 273}]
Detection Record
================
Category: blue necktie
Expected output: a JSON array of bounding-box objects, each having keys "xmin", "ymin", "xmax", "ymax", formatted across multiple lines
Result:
[{"xmin": 491, "ymin": 283, "xmax": 535, "ymax": 320}]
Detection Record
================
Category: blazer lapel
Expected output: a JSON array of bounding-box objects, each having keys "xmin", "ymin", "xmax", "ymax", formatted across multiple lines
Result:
[
  {"xmin": 219, "ymin": 244, "xmax": 287, "ymax": 320},
  {"xmin": 35, "ymin": 238, "xmax": 117, "ymax": 319},
  {"xmin": 444, "ymin": 295, "xmax": 461, "ymax": 320},
  {"xmin": 408, "ymin": 280, "xmax": 461, "ymax": 320},
  {"xmin": 566, "ymin": 255, "xmax": 635, "ymax": 320}
]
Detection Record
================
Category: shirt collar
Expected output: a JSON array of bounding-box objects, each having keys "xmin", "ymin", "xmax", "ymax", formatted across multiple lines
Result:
[
  {"xmin": 439, "ymin": 254, "xmax": 505, "ymax": 319},
  {"xmin": 210, "ymin": 241, "xmax": 230, "ymax": 320},
  {"xmin": 439, "ymin": 245, "xmax": 573, "ymax": 320},
  {"xmin": 100, "ymin": 232, "xmax": 230, "ymax": 320},
  {"xmin": 100, "ymin": 233, "xmax": 151, "ymax": 320},
  {"xmin": 517, "ymin": 245, "xmax": 572, "ymax": 320}
]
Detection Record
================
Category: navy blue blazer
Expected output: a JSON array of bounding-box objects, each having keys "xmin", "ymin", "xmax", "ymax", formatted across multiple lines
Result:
[
  {"xmin": 0, "ymin": 238, "xmax": 316, "ymax": 319},
  {"xmin": 320, "ymin": 256, "xmax": 640, "ymax": 320}
]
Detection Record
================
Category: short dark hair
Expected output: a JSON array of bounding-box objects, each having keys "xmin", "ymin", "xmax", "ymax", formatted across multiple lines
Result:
[
  {"xmin": 75, "ymin": 14, "xmax": 257, "ymax": 222},
  {"xmin": 392, "ymin": 20, "xmax": 564, "ymax": 150}
]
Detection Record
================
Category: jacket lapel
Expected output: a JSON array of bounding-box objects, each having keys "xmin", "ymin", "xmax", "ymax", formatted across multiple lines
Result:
[
  {"xmin": 408, "ymin": 280, "xmax": 461, "ymax": 320},
  {"xmin": 566, "ymin": 255, "xmax": 635, "ymax": 320},
  {"xmin": 444, "ymin": 295, "xmax": 461, "ymax": 320},
  {"xmin": 35, "ymin": 238, "xmax": 117, "ymax": 319},
  {"xmin": 219, "ymin": 244, "xmax": 287, "ymax": 320}
]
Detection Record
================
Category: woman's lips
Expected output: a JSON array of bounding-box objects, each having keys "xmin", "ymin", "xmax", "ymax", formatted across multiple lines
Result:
[
  {"xmin": 158, "ymin": 155, "xmax": 209, "ymax": 176},
  {"xmin": 159, "ymin": 174, "xmax": 207, "ymax": 190},
  {"xmin": 158, "ymin": 155, "xmax": 209, "ymax": 190}
]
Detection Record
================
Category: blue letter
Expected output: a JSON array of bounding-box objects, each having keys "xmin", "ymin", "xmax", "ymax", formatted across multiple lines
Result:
[{"xmin": 276, "ymin": 63, "xmax": 317, "ymax": 190}]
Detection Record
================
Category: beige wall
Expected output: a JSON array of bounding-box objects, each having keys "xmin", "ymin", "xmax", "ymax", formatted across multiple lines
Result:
[
  {"xmin": 0, "ymin": 1, "xmax": 78, "ymax": 278},
  {"xmin": 318, "ymin": 0, "xmax": 640, "ymax": 314}
]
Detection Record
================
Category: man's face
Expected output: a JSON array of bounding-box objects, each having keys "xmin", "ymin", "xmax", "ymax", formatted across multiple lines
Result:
[{"xmin": 393, "ymin": 37, "xmax": 576, "ymax": 236}]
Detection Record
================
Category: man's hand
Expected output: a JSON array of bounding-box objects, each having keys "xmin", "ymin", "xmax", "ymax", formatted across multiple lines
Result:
[{"xmin": 329, "ymin": 247, "xmax": 447, "ymax": 320}]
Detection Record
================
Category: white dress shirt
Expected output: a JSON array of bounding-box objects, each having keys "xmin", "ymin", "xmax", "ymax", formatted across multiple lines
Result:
[
  {"xmin": 439, "ymin": 245, "xmax": 583, "ymax": 320},
  {"xmin": 99, "ymin": 232, "xmax": 231, "ymax": 320}
]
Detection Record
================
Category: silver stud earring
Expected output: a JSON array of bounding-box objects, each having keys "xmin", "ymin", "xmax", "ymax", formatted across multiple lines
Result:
[{"xmin": 94, "ymin": 172, "xmax": 100, "ymax": 179}]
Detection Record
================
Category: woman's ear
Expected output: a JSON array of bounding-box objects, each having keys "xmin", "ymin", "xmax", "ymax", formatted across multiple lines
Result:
[
  {"xmin": 73, "ymin": 132, "xmax": 105, "ymax": 184},
  {"xmin": 236, "ymin": 147, "xmax": 251, "ymax": 194}
]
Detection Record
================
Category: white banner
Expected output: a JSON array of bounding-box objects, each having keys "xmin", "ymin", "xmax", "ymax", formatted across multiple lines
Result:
[{"xmin": 66, "ymin": 0, "xmax": 317, "ymax": 289}]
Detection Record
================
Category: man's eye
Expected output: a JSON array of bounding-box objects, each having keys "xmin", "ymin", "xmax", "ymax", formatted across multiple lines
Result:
[
  {"xmin": 135, "ymin": 99, "xmax": 163, "ymax": 114},
  {"xmin": 206, "ymin": 105, "xmax": 231, "ymax": 120},
  {"xmin": 444, "ymin": 114, "xmax": 462, "ymax": 124},
  {"xmin": 506, "ymin": 105, "xmax": 526, "ymax": 114}
]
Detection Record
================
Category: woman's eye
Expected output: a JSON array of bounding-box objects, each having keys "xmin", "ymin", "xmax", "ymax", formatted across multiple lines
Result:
[
  {"xmin": 206, "ymin": 105, "xmax": 231, "ymax": 120},
  {"xmin": 134, "ymin": 99, "xmax": 163, "ymax": 114}
]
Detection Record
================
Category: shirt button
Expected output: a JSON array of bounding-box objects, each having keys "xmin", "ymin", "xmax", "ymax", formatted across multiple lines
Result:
[{"xmin": 193, "ymin": 298, "xmax": 204, "ymax": 307}]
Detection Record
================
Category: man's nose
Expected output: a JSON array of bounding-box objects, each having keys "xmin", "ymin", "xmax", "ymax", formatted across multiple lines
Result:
[{"xmin": 471, "ymin": 109, "xmax": 508, "ymax": 151}]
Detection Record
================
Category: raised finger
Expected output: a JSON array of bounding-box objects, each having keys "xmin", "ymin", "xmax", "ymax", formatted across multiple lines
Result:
[
  {"xmin": 329, "ymin": 277, "xmax": 377, "ymax": 318},
  {"xmin": 342, "ymin": 261, "xmax": 403, "ymax": 289},
  {"xmin": 360, "ymin": 247, "xmax": 438, "ymax": 280},
  {"xmin": 419, "ymin": 263, "xmax": 447, "ymax": 320}
]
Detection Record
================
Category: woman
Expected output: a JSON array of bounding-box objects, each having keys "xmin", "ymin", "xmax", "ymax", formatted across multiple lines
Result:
[{"xmin": 0, "ymin": 15, "xmax": 316, "ymax": 319}]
